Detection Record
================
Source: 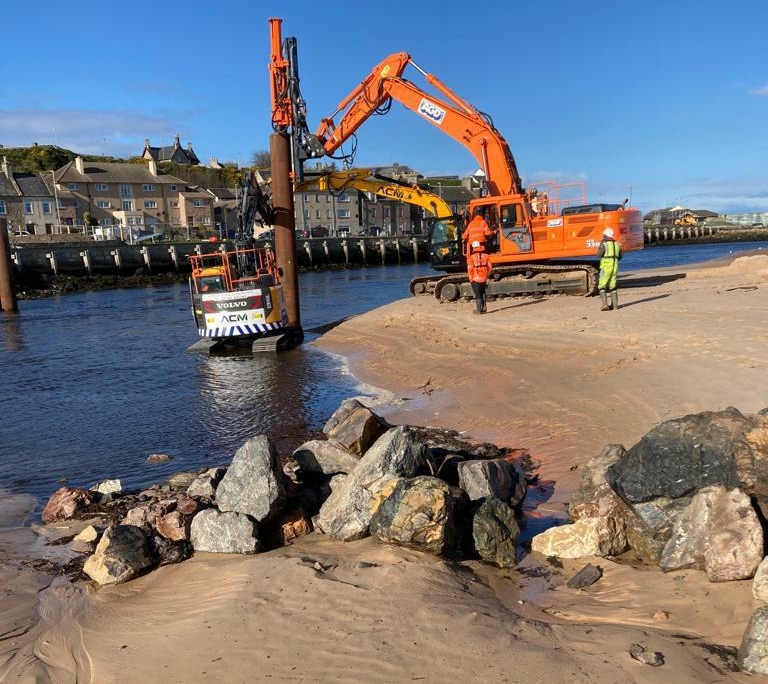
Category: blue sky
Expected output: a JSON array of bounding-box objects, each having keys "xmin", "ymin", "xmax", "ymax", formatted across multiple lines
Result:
[{"xmin": 1, "ymin": 0, "xmax": 766, "ymax": 214}]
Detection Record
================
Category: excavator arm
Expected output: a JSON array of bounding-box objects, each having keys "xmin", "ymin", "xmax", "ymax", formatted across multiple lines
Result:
[
  {"xmin": 295, "ymin": 168, "xmax": 455, "ymax": 219},
  {"xmin": 303, "ymin": 53, "xmax": 523, "ymax": 198}
]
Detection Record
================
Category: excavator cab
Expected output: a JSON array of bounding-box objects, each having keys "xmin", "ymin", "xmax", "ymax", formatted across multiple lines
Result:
[{"xmin": 427, "ymin": 216, "xmax": 464, "ymax": 272}]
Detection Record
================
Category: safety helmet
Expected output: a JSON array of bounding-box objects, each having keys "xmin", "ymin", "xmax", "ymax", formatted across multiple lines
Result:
[{"xmin": 603, "ymin": 228, "xmax": 614, "ymax": 238}]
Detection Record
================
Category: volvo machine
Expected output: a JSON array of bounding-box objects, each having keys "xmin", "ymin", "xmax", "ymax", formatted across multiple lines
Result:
[{"xmin": 268, "ymin": 18, "xmax": 643, "ymax": 303}]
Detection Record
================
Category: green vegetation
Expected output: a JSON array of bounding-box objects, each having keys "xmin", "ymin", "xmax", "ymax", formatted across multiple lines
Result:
[
  {"xmin": 0, "ymin": 144, "xmax": 248, "ymax": 189},
  {"xmin": 0, "ymin": 144, "xmax": 122, "ymax": 172}
]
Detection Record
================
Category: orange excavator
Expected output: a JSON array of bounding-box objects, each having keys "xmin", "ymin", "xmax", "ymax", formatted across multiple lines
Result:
[{"xmin": 269, "ymin": 18, "xmax": 643, "ymax": 302}]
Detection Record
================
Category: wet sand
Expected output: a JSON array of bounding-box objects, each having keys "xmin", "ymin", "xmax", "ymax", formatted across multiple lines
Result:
[{"xmin": 2, "ymin": 253, "xmax": 768, "ymax": 683}]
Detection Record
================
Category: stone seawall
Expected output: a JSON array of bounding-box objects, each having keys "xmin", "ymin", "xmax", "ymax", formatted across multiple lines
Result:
[{"xmin": 9, "ymin": 236, "xmax": 431, "ymax": 279}]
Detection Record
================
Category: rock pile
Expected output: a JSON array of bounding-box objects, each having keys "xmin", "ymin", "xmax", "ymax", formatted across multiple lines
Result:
[
  {"xmin": 531, "ymin": 405, "xmax": 768, "ymax": 675},
  {"xmin": 41, "ymin": 401, "xmax": 768, "ymax": 675},
  {"xmin": 41, "ymin": 398, "xmax": 533, "ymax": 587}
]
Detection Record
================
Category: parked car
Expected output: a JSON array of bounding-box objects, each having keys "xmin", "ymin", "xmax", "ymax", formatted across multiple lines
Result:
[{"xmin": 134, "ymin": 232, "xmax": 164, "ymax": 244}]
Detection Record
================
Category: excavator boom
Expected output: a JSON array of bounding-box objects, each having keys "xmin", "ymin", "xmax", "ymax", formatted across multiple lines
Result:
[
  {"xmin": 306, "ymin": 53, "xmax": 522, "ymax": 198},
  {"xmin": 295, "ymin": 168, "xmax": 454, "ymax": 219}
]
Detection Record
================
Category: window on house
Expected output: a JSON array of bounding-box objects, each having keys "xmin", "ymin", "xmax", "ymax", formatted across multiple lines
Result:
[
  {"xmin": 68, "ymin": 183, "xmax": 79, "ymax": 190},
  {"xmin": 41, "ymin": 202, "xmax": 52, "ymax": 214},
  {"xmin": 169, "ymin": 185, "xmax": 177, "ymax": 191},
  {"xmin": 192, "ymin": 199, "xmax": 205, "ymax": 207},
  {"xmin": 0, "ymin": 200, "xmax": 6, "ymax": 214},
  {"xmin": 122, "ymin": 200, "xmax": 134, "ymax": 211},
  {"xmin": 315, "ymin": 210, "xmax": 320, "ymax": 219},
  {"xmin": 326, "ymin": 209, "xmax": 332, "ymax": 219},
  {"xmin": 338, "ymin": 209, "xmax": 351, "ymax": 218},
  {"xmin": 303, "ymin": 209, "xmax": 310, "ymax": 219},
  {"xmin": 96, "ymin": 200, "xmax": 111, "ymax": 209},
  {"xmin": 170, "ymin": 200, "xmax": 179, "ymax": 208},
  {"xmin": 95, "ymin": 183, "xmax": 108, "ymax": 191},
  {"xmin": 23, "ymin": 201, "xmax": 33, "ymax": 214},
  {"xmin": 338, "ymin": 193, "xmax": 350, "ymax": 203},
  {"xmin": 143, "ymin": 184, "xmax": 155, "ymax": 192},
  {"xmin": 119, "ymin": 185, "xmax": 132, "ymax": 197},
  {"xmin": 144, "ymin": 200, "xmax": 158, "ymax": 209}
]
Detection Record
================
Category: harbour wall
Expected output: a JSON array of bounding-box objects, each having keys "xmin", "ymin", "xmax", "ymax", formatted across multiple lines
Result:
[{"xmin": 9, "ymin": 236, "xmax": 430, "ymax": 278}]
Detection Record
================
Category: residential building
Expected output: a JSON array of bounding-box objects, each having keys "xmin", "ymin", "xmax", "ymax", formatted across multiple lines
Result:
[
  {"xmin": 0, "ymin": 158, "xmax": 68, "ymax": 235},
  {"xmin": 141, "ymin": 135, "xmax": 200, "ymax": 165},
  {"xmin": 53, "ymin": 157, "xmax": 213, "ymax": 239}
]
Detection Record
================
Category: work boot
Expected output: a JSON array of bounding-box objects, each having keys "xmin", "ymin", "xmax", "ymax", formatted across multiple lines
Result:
[
  {"xmin": 599, "ymin": 290, "xmax": 610, "ymax": 311},
  {"xmin": 610, "ymin": 291, "xmax": 619, "ymax": 310}
]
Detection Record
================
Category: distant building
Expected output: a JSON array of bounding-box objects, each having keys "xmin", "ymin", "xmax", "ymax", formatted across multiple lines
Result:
[
  {"xmin": 643, "ymin": 207, "xmax": 720, "ymax": 225},
  {"xmin": 0, "ymin": 157, "xmax": 68, "ymax": 235},
  {"xmin": 142, "ymin": 135, "xmax": 200, "ymax": 166},
  {"xmin": 52, "ymin": 157, "xmax": 212, "ymax": 238}
]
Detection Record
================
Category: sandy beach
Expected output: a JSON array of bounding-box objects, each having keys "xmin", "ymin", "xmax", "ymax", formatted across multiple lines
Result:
[{"xmin": 2, "ymin": 252, "xmax": 768, "ymax": 683}]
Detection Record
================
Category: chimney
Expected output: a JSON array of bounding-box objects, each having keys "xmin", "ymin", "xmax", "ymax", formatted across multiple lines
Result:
[
  {"xmin": 1, "ymin": 156, "xmax": 10, "ymax": 179},
  {"xmin": 148, "ymin": 159, "xmax": 157, "ymax": 176},
  {"xmin": 75, "ymin": 156, "xmax": 84, "ymax": 174}
]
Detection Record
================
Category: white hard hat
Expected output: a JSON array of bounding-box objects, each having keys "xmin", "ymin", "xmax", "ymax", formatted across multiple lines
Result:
[
  {"xmin": 603, "ymin": 228, "xmax": 614, "ymax": 238},
  {"xmin": 471, "ymin": 241, "xmax": 482, "ymax": 249}
]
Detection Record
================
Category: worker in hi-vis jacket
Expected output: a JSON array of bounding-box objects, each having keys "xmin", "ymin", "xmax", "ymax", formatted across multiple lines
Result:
[{"xmin": 597, "ymin": 227, "xmax": 622, "ymax": 311}]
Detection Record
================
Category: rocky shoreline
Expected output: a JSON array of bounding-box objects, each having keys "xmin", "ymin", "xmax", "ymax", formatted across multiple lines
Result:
[{"xmin": 24, "ymin": 395, "xmax": 768, "ymax": 676}]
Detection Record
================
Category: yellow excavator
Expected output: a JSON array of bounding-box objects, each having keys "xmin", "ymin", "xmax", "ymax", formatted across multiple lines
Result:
[{"xmin": 294, "ymin": 168, "xmax": 465, "ymax": 268}]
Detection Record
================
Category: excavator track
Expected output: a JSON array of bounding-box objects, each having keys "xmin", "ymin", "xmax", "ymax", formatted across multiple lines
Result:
[{"xmin": 410, "ymin": 263, "xmax": 598, "ymax": 302}]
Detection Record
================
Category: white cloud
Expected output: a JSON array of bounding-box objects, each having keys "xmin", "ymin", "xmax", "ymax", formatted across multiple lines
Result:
[
  {"xmin": 0, "ymin": 108, "xmax": 182, "ymax": 157},
  {"xmin": 750, "ymin": 85, "xmax": 768, "ymax": 96}
]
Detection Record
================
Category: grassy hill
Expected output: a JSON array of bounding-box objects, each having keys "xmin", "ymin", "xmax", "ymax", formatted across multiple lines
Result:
[{"xmin": 0, "ymin": 144, "xmax": 244, "ymax": 188}]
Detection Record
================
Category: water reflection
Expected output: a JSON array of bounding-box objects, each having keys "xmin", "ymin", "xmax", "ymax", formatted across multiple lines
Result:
[
  {"xmin": 191, "ymin": 346, "xmax": 357, "ymax": 457},
  {"xmin": 0, "ymin": 315, "xmax": 25, "ymax": 352}
]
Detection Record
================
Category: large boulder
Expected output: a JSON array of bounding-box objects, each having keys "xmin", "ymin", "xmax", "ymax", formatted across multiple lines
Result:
[
  {"xmin": 189, "ymin": 509, "xmax": 260, "ymax": 554},
  {"xmin": 290, "ymin": 439, "xmax": 361, "ymax": 477},
  {"xmin": 315, "ymin": 425, "xmax": 427, "ymax": 541},
  {"xmin": 457, "ymin": 458, "xmax": 526, "ymax": 507},
  {"xmin": 370, "ymin": 476, "xmax": 459, "ymax": 556},
  {"xmin": 216, "ymin": 435, "xmax": 286, "ymax": 523},
  {"xmin": 471, "ymin": 496, "xmax": 520, "ymax": 568},
  {"xmin": 42, "ymin": 487, "xmax": 94, "ymax": 523},
  {"xmin": 531, "ymin": 517, "xmax": 627, "ymax": 559},
  {"xmin": 322, "ymin": 398, "xmax": 390, "ymax": 456},
  {"xmin": 606, "ymin": 407, "xmax": 749, "ymax": 503},
  {"xmin": 660, "ymin": 485, "xmax": 763, "ymax": 581},
  {"xmin": 83, "ymin": 525, "xmax": 154, "ymax": 586}
]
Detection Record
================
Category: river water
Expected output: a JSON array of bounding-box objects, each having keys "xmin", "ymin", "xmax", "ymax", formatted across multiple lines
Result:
[{"xmin": 2, "ymin": 242, "xmax": 766, "ymax": 515}]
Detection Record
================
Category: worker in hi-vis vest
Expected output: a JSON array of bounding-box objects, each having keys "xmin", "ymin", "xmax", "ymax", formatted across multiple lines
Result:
[{"xmin": 597, "ymin": 227, "xmax": 622, "ymax": 311}]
